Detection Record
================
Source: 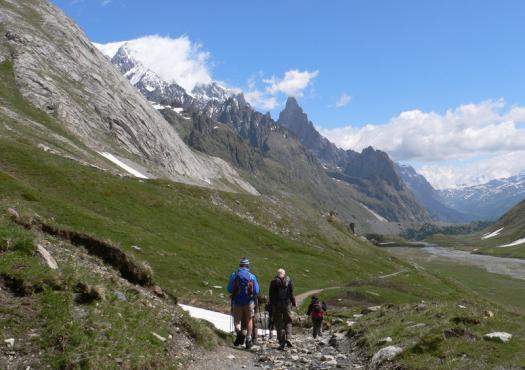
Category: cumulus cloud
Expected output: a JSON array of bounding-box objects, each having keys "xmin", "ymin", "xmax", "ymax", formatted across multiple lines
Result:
[
  {"xmin": 335, "ymin": 93, "xmax": 352, "ymax": 108},
  {"xmin": 96, "ymin": 35, "xmax": 212, "ymax": 92},
  {"xmin": 244, "ymin": 69, "xmax": 319, "ymax": 110},
  {"xmin": 322, "ymin": 99, "xmax": 525, "ymax": 162},
  {"xmin": 322, "ymin": 99, "xmax": 525, "ymax": 188},
  {"xmin": 101, "ymin": 0, "xmax": 112, "ymax": 6},
  {"xmin": 263, "ymin": 70, "xmax": 319, "ymax": 97}
]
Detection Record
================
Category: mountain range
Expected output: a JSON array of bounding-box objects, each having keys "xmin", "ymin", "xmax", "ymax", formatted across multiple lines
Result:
[
  {"xmin": 98, "ymin": 41, "xmax": 435, "ymax": 228},
  {"xmin": 439, "ymin": 173, "xmax": 525, "ymax": 221}
]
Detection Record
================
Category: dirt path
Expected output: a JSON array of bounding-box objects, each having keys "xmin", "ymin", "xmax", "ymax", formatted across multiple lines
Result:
[{"xmin": 295, "ymin": 286, "xmax": 340, "ymax": 306}]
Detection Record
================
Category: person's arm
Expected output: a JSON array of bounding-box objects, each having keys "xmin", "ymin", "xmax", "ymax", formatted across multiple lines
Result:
[
  {"xmin": 322, "ymin": 301, "xmax": 328, "ymax": 311},
  {"xmin": 306, "ymin": 303, "xmax": 313, "ymax": 315},
  {"xmin": 227, "ymin": 272, "xmax": 235, "ymax": 294},
  {"xmin": 252, "ymin": 274, "xmax": 260, "ymax": 296},
  {"xmin": 289, "ymin": 279, "xmax": 296, "ymax": 307}
]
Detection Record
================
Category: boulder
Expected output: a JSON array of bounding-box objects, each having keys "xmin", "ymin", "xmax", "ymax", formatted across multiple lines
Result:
[
  {"xmin": 484, "ymin": 310, "xmax": 495, "ymax": 318},
  {"xmin": 6, "ymin": 207, "xmax": 20, "ymax": 221},
  {"xmin": 483, "ymin": 332, "xmax": 512, "ymax": 343},
  {"xmin": 370, "ymin": 346, "xmax": 403, "ymax": 369},
  {"xmin": 4, "ymin": 338, "xmax": 15, "ymax": 347},
  {"xmin": 362, "ymin": 306, "xmax": 381, "ymax": 314}
]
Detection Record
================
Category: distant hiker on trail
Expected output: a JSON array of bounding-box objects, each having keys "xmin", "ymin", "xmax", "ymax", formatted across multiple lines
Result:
[
  {"xmin": 227, "ymin": 257, "xmax": 260, "ymax": 349},
  {"xmin": 349, "ymin": 222, "xmax": 356, "ymax": 235},
  {"xmin": 269, "ymin": 268, "xmax": 296, "ymax": 350},
  {"xmin": 306, "ymin": 296, "xmax": 327, "ymax": 338}
]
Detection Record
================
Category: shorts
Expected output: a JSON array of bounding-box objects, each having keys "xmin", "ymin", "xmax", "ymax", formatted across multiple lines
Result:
[{"xmin": 232, "ymin": 303, "xmax": 255, "ymax": 323}]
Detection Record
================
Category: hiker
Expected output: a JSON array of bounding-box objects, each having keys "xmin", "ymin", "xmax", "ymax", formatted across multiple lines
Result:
[
  {"xmin": 306, "ymin": 295, "xmax": 328, "ymax": 338},
  {"xmin": 227, "ymin": 257, "xmax": 260, "ymax": 349},
  {"xmin": 269, "ymin": 268, "xmax": 296, "ymax": 350}
]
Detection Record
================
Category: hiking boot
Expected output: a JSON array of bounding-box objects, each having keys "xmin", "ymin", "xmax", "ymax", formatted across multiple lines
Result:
[
  {"xmin": 233, "ymin": 332, "xmax": 245, "ymax": 347},
  {"xmin": 286, "ymin": 340, "xmax": 293, "ymax": 348},
  {"xmin": 278, "ymin": 342, "xmax": 286, "ymax": 351},
  {"xmin": 245, "ymin": 337, "xmax": 253, "ymax": 350}
]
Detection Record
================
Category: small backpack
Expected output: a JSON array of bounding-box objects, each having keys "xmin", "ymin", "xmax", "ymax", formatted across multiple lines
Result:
[
  {"xmin": 312, "ymin": 301, "xmax": 324, "ymax": 318},
  {"xmin": 232, "ymin": 269, "xmax": 254, "ymax": 299}
]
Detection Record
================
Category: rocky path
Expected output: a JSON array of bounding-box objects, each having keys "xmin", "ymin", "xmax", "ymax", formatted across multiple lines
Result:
[{"xmin": 190, "ymin": 325, "xmax": 365, "ymax": 370}]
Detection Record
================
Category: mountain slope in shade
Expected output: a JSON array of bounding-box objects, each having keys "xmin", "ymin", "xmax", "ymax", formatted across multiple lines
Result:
[
  {"xmin": 0, "ymin": 0, "xmax": 256, "ymax": 194},
  {"xmin": 439, "ymin": 173, "xmax": 525, "ymax": 221},
  {"xmin": 396, "ymin": 164, "xmax": 472, "ymax": 223},
  {"xmin": 277, "ymin": 97, "xmax": 431, "ymax": 223}
]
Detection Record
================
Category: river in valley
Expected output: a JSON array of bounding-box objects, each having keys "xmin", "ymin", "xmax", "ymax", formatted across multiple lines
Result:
[{"xmin": 388, "ymin": 245, "xmax": 525, "ymax": 281}]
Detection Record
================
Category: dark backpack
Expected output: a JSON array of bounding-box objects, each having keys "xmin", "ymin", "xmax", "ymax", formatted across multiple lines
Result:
[
  {"xmin": 276, "ymin": 277, "xmax": 290, "ymax": 302},
  {"xmin": 311, "ymin": 302, "xmax": 324, "ymax": 318},
  {"xmin": 232, "ymin": 269, "xmax": 254, "ymax": 299}
]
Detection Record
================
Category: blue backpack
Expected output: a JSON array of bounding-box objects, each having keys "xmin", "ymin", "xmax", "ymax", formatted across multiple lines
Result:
[{"xmin": 232, "ymin": 269, "xmax": 254, "ymax": 299}]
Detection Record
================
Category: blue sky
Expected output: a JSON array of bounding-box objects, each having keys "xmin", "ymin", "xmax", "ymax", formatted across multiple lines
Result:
[{"xmin": 52, "ymin": 0, "xmax": 525, "ymax": 188}]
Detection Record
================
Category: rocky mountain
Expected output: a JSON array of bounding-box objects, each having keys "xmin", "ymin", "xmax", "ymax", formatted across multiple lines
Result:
[
  {"xmin": 0, "ymin": 0, "xmax": 256, "ymax": 194},
  {"xmin": 439, "ymin": 173, "xmax": 525, "ymax": 221},
  {"xmin": 395, "ymin": 164, "xmax": 472, "ymax": 223},
  {"xmin": 97, "ymin": 43, "xmax": 234, "ymax": 114},
  {"xmin": 277, "ymin": 97, "xmax": 431, "ymax": 223}
]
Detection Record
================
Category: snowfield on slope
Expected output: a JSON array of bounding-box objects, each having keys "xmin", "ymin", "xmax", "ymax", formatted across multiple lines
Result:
[
  {"xmin": 360, "ymin": 203, "xmax": 388, "ymax": 222},
  {"xmin": 99, "ymin": 152, "xmax": 149, "ymax": 179},
  {"xmin": 482, "ymin": 227, "xmax": 504, "ymax": 240},
  {"xmin": 179, "ymin": 304, "xmax": 276, "ymax": 336},
  {"xmin": 496, "ymin": 238, "xmax": 525, "ymax": 248}
]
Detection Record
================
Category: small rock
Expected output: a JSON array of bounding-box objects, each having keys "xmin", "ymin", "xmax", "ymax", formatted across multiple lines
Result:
[
  {"xmin": 291, "ymin": 355, "xmax": 299, "ymax": 361},
  {"xmin": 113, "ymin": 290, "xmax": 127, "ymax": 301},
  {"xmin": 131, "ymin": 245, "xmax": 141, "ymax": 251},
  {"xmin": 212, "ymin": 285, "xmax": 222, "ymax": 289},
  {"xmin": 458, "ymin": 305, "xmax": 467, "ymax": 309},
  {"xmin": 151, "ymin": 285, "xmax": 165, "ymax": 298},
  {"xmin": 370, "ymin": 346, "xmax": 403, "ymax": 368},
  {"xmin": 377, "ymin": 337, "xmax": 392, "ymax": 345},
  {"xmin": 326, "ymin": 359, "xmax": 338, "ymax": 366},
  {"xmin": 407, "ymin": 323, "xmax": 426, "ymax": 329},
  {"xmin": 168, "ymin": 334, "xmax": 173, "ymax": 340},
  {"xmin": 362, "ymin": 306, "xmax": 381, "ymax": 314},
  {"xmin": 151, "ymin": 332, "xmax": 166, "ymax": 342},
  {"xmin": 6, "ymin": 208, "xmax": 20, "ymax": 221},
  {"xmin": 415, "ymin": 303, "xmax": 427, "ymax": 311},
  {"xmin": 484, "ymin": 310, "xmax": 495, "ymax": 318},
  {"xmin": 4, "ymin": 338, "xmax": 15, "ymax": 347},
  {"xmin": 321, "ymin": 354, "xmax": 335, "ymax": 361},
  {"xmin": 37, "ymin": 244, "xmax": 58, "ymax": 270},
  {"xmin": 483, "ymin": 332, "xmax": 512, "ymax": 343},
  {"xmin": 346, "ymin": 320, "xmax": 356, "ymax": 326},
  {"xmin": 304, "ymin": 269, "xmax": 310, "ymax": 273},
  {"xmin": 227, "ymin": 354, "xmax": 236, "ymax": 360},
  {"xmin": 353, "ymin": 314, "xmax": 364, "ymax": 319}
]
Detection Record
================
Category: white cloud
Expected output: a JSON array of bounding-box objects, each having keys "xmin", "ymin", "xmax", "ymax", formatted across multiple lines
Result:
[
  {"xmin": 101, "ymin": 0, "xmax": 112, "ymax": 6},
  {"xmin": 264, "ymin": 69, "xmax": 319, "ymax": 97},
  {"xmin": 322, "ymin": 99, "xmax": 525, "ymax": 162},
  {"xmin": 418, "ymin": 151, "xmax": 525, "ymax": 189},
  {"xmin": 322, "ymin": 99, "xmax": 525, "ymax": 188},
  {"xmin": 244, "ymin": 69, "xmax": 318, "ymax": 110},
  {"xmin": 335, "ymin": 93, "xmax": 352, "ymax": 108},
  {"xmin": 95, "ymin": 35, "xmax": 212, "ymax": 92}
]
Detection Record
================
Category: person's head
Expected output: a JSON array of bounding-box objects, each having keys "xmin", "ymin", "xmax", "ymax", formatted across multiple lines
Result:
[
  {"xmin": 239, "ymin": 257, "xmax": 250, "ymax": 268},
  {"xmin": 311, "ymin": 295, "xmax": 319, "ymax": 303},
  {"xmin": 277, "ymin": 268, "xmax": 286, "ymax": 279}
]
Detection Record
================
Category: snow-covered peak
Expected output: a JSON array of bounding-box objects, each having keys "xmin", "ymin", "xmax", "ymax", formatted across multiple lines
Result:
[{"xmin": 191, "ymin": 82, "xmax": 235, "ymax": 103}]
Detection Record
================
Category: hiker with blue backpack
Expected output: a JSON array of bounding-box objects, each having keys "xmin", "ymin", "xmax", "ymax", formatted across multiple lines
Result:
[{"xmin": 227, "ymin": 257, "xmax": 260, "ymax": 349}]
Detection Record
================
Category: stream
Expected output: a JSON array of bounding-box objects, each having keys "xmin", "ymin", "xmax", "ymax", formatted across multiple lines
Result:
[{"xmin": 421, "ymin": 245, "xmax": 525, "ymax": 281}]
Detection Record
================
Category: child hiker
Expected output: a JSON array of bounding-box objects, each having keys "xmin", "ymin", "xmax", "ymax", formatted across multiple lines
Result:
[{"xmin": 306, "ymin": 295, "xmax": 327, "ymax": 338}]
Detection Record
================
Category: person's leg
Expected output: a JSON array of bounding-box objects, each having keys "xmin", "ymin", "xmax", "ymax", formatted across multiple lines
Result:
[
  {"xmin": 273, "ymin": 307, "xmax": 285, "ymax": 348},
  {"xmin": 318, "ymin": 318, "xmax": 323, "ymax": 337},
  {"xmin": 245, "ymin": 304, "xmax": 254, "ymax": 348},
  {"xmin": 284, "ymin": 305, "xmax": 293, "ymax": 344},
  {"xmin": 233, "ymin": 305, "xmax": 245, "ymax": 346}
]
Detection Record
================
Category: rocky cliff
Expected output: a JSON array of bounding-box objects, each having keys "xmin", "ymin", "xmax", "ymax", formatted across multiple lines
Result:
[{"xmin": 0, "ymin": 0, "xmax": 256, "ymax": 194}]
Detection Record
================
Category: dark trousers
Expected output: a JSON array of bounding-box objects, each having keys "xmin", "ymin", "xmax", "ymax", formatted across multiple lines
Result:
[
  {"xmin": 312, "ymin": 317, "xmax": 323, "ymax": 338},
  {"xmin": 273, "ymin": 305, "xmax": 292, "ymax": 344}
]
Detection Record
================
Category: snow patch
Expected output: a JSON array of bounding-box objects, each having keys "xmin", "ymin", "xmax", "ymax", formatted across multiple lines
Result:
[
  {"xmin": 98, "ymin": 152, "xmax": 148, "ymax": 179},
  {"xmin": 172, "ymin": 107, "xmax": 184, "ymax": 113},
  {"xmin": 481, "ymin": 227, "xmax": 504, "ymax": 240},
  {"xmin": 360, "ymin": 203, "xmax": 388, "ymax": 222},
  {"xmin": 496, "ymin": 238, "xmax": 525, "ymax": 248}
]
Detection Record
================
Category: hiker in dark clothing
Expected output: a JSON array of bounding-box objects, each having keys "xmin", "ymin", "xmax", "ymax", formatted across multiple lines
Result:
[
  {"xmin": 227, "ymin": 257, "xmax": 260, "ymax": 349},
  {"xmin": 306, "ymin": 296, "xmax": 328, "ymax": 338},
  {"xmin": 269, "ymin": 268, "xmax": 296, "ymax": 350}
]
